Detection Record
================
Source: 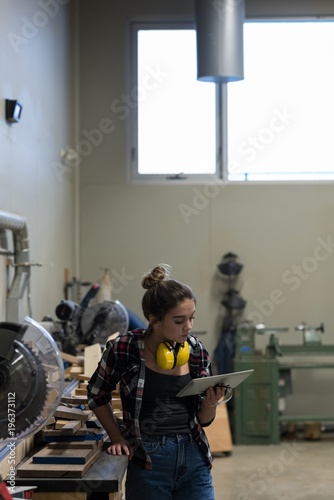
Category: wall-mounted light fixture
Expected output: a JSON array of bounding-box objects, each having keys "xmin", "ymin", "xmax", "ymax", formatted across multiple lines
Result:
[
  {"xmin": 5, "ymin": 99, "xmax": 23, "ymax": 123},
  {"xmin": 195, "ymin": 0, "xmax": 245, "ymax": 82}
]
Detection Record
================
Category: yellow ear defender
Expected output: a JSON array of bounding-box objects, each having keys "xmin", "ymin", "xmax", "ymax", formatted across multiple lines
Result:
[{"xmin": 156, "ymin": 341, "xmax": 190, "ymax": 370}]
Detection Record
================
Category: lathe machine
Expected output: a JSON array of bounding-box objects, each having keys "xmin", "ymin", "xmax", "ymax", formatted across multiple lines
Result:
[{"xmin": 233, "ymin": 321, "xmax": 334, "ymax": 444}]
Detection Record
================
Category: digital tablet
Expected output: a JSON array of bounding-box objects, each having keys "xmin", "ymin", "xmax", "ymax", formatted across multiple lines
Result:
[{"xmin": 176, "ymin": 369, "xmax": 254, "ymax": 397}]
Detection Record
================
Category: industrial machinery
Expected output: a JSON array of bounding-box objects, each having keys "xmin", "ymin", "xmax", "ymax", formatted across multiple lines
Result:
[
  {"xmin": 0, "ymin": 317, "xmax": 64, "ymax": 442},
  {"xmin": 233, "ymin": 321, "xmax": 334, "ymax": 444},
  {"xmin": 54, "ymin": 295, "xmax": 129, "ymax": 352},
  {"xmin": 0, "ymin": 209, "xmax": 42, "ymax": 323},
  {"xmin": 0, "ymin": 211, "xmax": 128, "ymax": 446},
  {"xmin": 80, "ymin": 299, "xmax": 129, "ymax": 345}
]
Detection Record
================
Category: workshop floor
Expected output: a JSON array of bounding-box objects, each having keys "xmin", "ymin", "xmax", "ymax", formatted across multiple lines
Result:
[{"xmin": 211, "ymin": 435, "xmax": 334, "ymax": 500}]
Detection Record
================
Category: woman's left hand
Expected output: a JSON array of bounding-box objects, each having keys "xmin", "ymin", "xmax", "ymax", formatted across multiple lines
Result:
[{"xmin": 203, "ymin": 385, "xmax": 226, "ymax": 406}]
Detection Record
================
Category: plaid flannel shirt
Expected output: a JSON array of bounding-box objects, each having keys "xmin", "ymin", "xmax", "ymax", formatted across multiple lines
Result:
[{"xmin": 87, "ymin": 329, "xmax": 214, "ymax": 470}]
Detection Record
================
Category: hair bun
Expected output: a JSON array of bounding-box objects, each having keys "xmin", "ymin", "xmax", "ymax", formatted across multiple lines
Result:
[{"xmin": 141, "ymin": 264, "xmax": 171, "ymax": 289}]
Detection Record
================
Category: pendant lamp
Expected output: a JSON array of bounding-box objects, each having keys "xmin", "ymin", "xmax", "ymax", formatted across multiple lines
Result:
[{"xmin": 195, "ymin": 0, "xmax": 245, "ymax": 82}]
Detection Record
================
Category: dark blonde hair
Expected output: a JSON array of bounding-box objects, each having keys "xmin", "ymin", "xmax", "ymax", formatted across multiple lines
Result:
[{"xmin": 141, "ymin": 264, "xmax": 196, "ymax": 321}]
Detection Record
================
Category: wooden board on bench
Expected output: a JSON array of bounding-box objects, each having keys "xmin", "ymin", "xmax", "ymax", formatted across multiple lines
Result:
[
  {"xmin": 31, "ymin": 445, "xmax": 96, "ymax": 465},
  {"xmin": 16, "ymin": 449, "xmax": 101, "ymax": 477}
]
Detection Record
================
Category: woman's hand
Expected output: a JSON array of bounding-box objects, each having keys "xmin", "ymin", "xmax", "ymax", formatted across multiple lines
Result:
[
  {"xmin": 107, "ymin": 437, "xmax": 134, "ymax": 459},
  {"xmin": 197, "ymin": 384, "xmax": 231, "ymax": 425},
  {"xmin": 203, "ymin": 384, "xmax": 226, "ymax": 407}
]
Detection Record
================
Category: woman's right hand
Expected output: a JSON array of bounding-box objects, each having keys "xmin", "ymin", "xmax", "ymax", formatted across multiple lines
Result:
[{"xmin": 106, "ymin": 437, "xmax": 134, "ymax": 459}]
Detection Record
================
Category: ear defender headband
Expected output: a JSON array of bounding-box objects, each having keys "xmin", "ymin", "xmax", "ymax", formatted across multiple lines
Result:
[{"xmin": 156, "ymin": 341, "xmax": 190, "ymax": 370}]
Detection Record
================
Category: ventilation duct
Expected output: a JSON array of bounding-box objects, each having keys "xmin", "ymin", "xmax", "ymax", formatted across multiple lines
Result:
[
  {"xmin": 195, "ymin": 0, "xmax": 245, "ymax": 82},
  {"xmin": 0, "ymin": 209, "xmax": 30, "ymax": 322}
]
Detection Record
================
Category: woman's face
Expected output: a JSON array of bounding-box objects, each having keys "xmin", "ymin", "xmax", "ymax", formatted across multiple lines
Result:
[{"xmin": 151, "ymin": 298, "xmax": 196, "ymax": 344}]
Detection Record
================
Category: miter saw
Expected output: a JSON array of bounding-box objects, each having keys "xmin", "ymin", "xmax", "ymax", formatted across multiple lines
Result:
[
  {"xmin": 55, "ymin": 300, "xmax": 129, "ymax": 354},
  {"xmin": 54, "ymin": 291, "xmax": 129, "ymax": 351},
  {"xmin": 80, "ymin": 299, "xmax": 129, "ymax": 345},
  {"xmin": 0, "ymin": 317, "xmax": 64, "ymax": 442}
]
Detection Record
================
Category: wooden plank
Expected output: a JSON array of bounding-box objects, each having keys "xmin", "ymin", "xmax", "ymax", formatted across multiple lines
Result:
[
  {"xmin": 77, "ymin": 374, "xmax": 91, "ymax": 381},
  {"xmin": 74, "ymin": 388, "xmax": 88, "ymax": 396},
  {"xmin": 41, "ymin": 427, "xmax": 87, "ymax": 438},
  {"xmin": 55, "ymin": 419, "xmax": 72, "ymax": 429},
  {"xmin": 47, "ymin": 441, "xmax": 99, "ymax": 450},
  {"xmin": 69, "ymin": 366, "xmax": 84, "ymax": 377},
  {"xmin": 111, "ymin": 409, "xmax": 122, "ymax": 420},
  {"xmin": 52, "ymin": 418, "xmax": 82, "ymax": 430},
  {"xmin": 0, "ymin": 436, "xmax": 34, "ymax": 479},
  {"xmin": 43, "ymin": 431, "xmax": 105, "ymax": 442},
  {"xmin": 32, "ymin": 446, "xmax": 95, "ymax": 465},
  {"xmin": 60, "ymin": 351, "xmax": 84, "ymax": 366},
  {"xmin": 111, "ymin": 398, "xmax": 122, "ymax": 411},
  {"xmin": 45, "ymin": 417, "xmax": 56, "ymax": 427},
  {"xmin": 75, "ymin": 426, "xmax": 106, "ymax": 438},
  {"xmin": 42, "ymin": 429, "xmax": 69, "ymax": 437},
  {"xmin": 57, "ymin": 420, "xmax": 82, "ymax": 435},
  {"xmin": 61, "ymin": 396, "xmax": 88, "ymax": 406},
  {"xmin": 54, "ymin": 406, "xmax": 92, "ymax": 421},
  {"xmin": 16, "ymin": 449, "xmax": 101, "ymax": 478},
  {"xmin": 107, "ymin": 332, "xmax": 120, "ymax": 343},
  {"xmin": 64, "ymin": 366, "xmax": 72, "ymax": 379},
  {"xmin": 84, "ymin": 344, "xmax": 101, "ymax": 377}
]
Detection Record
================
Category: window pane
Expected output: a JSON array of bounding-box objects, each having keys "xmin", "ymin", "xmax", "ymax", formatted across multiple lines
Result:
[
  {"xmin": 137, "ymin": 29, "xmax": 216, "ymax": 175},
  {"xmin": 228, "ymin": 22, "xmax": 334, "ymax": 181}
]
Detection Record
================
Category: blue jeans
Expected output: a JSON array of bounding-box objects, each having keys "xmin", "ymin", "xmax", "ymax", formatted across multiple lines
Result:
[{"xmin": 125, "ymin": 433, "xmax": 214, "ymax": 500}]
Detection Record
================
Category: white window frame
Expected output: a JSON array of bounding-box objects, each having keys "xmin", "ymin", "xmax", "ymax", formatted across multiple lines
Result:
[
  {"xmin": 227, "ymin": 18, "xmax": 334, "ymax": 184},
  {"xmin": 127, "ymin": 21, "xmax": 225, "ymax": 185},
  {"xmin": 128, "ymin": 17, "xmax": 334, "ymax": 185}
]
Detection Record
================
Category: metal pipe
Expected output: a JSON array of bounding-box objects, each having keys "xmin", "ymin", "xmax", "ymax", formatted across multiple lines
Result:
[{"xmin": 0, "ymin": 209, "xmax": 30, "ymax": 322}]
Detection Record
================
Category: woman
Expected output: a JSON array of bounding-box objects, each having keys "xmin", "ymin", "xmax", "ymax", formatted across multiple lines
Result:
[{"xmin": 87, "ymin": 264, "xmax": 225, "ymax": 500}]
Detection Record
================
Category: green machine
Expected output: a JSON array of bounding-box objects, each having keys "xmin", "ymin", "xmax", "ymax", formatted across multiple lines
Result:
[
  {"xmin": 233, "ymin": 322, "xmax": 282, "ymax": 444},
  {"xmin": 233, "ymin": 321, "xmax": 334, "ymax": 444}
]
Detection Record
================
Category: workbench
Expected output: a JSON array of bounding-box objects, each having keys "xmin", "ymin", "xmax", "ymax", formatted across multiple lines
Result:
[{"xmin": 11, "ymin": 448, "xmax": 128, "ymax": 500}]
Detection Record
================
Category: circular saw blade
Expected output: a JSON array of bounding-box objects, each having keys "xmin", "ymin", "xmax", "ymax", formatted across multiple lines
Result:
[
  {"xmin": 0, "ymin": 317, "xmax": 64, "ymax": 443},
  {"xmin": 0, "ymin": 340, "xmax": 48, "ymax": 439}
]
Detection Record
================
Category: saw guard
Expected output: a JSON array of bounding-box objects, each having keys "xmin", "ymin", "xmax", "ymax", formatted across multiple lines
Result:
[
  {"xmin": 80, "ymin": 300, "xmax": 129, "ymax": 345},
  {"xmin": 0, "ymin": 317, "xmax": 64, "ymax": 442}
]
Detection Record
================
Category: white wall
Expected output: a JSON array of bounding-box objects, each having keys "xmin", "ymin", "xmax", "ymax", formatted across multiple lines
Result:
[
  {"xmin": 0, "ymin": 0, "xmax": 76, "ymax": 322},
  {"xmin": 77, "ymin": 0, "xmax": 334, "ymax": 416}
]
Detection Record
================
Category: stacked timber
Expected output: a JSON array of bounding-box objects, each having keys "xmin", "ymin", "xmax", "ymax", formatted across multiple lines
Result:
[
  {"xmin": 16, "ymin": 344, "xmax": 123, "ymax": 479},
  {"xmin": 16, "ymin": 387, "xmax": 106, "ymax": 478},
  {"xmin": 16, "ymin": 398, "xmax": 104, "ymax": 478},
  {"xmin": 16, "ymin": 380, "xmax": 123, "ymax": 478},
  {"xmin": 15, "ymin": 440, "xmax": 103, "ymax": 478}
]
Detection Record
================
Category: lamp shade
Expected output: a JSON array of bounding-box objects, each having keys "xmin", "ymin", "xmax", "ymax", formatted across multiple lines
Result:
[{"xmin": 195, "ymin": 0, "xmax": 245, "ymax": 82}]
